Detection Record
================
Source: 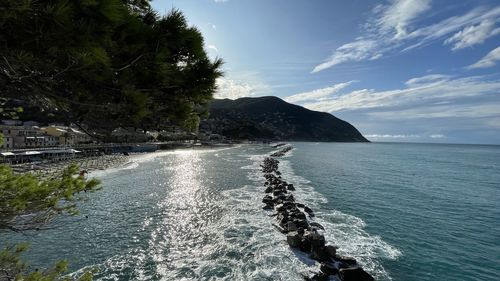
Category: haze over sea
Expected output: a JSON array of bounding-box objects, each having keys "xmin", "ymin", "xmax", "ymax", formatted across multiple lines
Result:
[{"xmin": 2, "ymin": 143, "xmax": 499, "ymax": 281}]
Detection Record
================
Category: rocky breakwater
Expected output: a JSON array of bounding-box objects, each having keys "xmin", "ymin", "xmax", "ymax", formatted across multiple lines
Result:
[{"xmin": 261, "ymin": 145, "xmax": 375, "ymax": 281}]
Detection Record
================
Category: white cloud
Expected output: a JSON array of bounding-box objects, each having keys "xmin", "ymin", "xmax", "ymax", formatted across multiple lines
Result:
[
  {"xmin": 299, "ymin": 75, "xmax": 500, "ymax": 113},
  {"xmin": 284, "ymin": 81, "xmax": 356, "ymax": 103},
  {"xmin": 312, "ymin": 3, "xmax": 500, "ymax": 72},
  {"xmin": 368, "ymin": 103, "xmax": 500, "ymax": 119},
  {"xmin": 444, "ymin": 19, "xmax": 500, "ymax": 50},
  {"xmin": 209, "ymin": 23, "xmax": 217, "ymax": 30},
  {"xmin": 467, "ymin": 46, "xmax": 500, "ymax": 69},
  {"xmin": 207, "ymin": 44, "xmax": 219, "ymax": 53},
  {"xmin": 215, "ymin": 77, "xmax": 270, "ymax": 100},
  {"xmin": 364, "ymin": 133, "xmax": 446, "ymax": 140},
  {"xmin": 377, "ymin": 0, "xmax": 431, "ymax": 39},
  {"xmin": 365, "ymin": 134, "xmax": 421, "ymax": 138},
  {"xmin": 403, "ymin": 6, "xmax": 500, "ymax": 50},
  {"xmin": 214, "ymin": 0, "xmax": 228, "ymax": 2},
  {"xmin": 312, "ymin": 40, "xmax": 380, "ymax": 73},
  {"xmin": 430, "ymin": 134, "xmax": 445, "ymax": 138},
  {"xmin": 405, "ymin": 74, "xmax": 451, "ymax": 87}
]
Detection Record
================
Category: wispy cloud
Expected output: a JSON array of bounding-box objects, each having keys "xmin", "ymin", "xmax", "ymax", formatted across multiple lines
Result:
[
  {"xmin": 299, "ymin": 75, "xmax": 500, "ymax": 114},
  {"xmin": 365, "ymin": 134, "xmax": 421, "ymax": 138},
  {"xmin": 214, "ymin": 0, "xmax": 228, "ymax": 2},
  {"xmin": 430, "ymin": 134, "xmax": 445, "ymax": 138},
  {"xmin": 376, "ymin": 0, "xmax": 432, "ymax": 40},
  {"xmin": 404, "ymin": 74, "xmax": 451, "ymax": 87},
  {"xmin": 284, "ymin": 81, "xmax": 356, "ymax": 103},
  {"xmin": 215, "ymin": 77, "xmax": 271, "ymax": 100},
  {"xmin": 207, "ymin": 44, "xmax": 219, "ymax": 53},
  {"xmin": 312, "ymin": 40, "xmax": 381, "ymax": 73},
  {"xmin": 312, "ymin": 2, "xmax": 500, "ymax": 72},
  {"xmin": 403, "ymin": 6, "xmax": 500, "ymax": 51},
  {"xmin": 364, "ymin": 133, "xmax": 446, "ymax": 140},
  {"xmin": 467, "ymin": 46, "xmax": 500, "ymax": 69},
  {"xmin": 444, "ymin": 19, "xmax": 500, "ymax": 50}
]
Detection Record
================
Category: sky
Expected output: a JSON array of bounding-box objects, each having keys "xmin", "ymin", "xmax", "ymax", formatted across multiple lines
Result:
[{"xmin": 151, "ymin": 0, "xmax": 500, "ymax": 144}]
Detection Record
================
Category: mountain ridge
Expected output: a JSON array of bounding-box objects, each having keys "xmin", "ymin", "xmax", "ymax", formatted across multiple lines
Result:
[{"xmin": 201, "ymin": 96, "xmax": 368, "ymax": 142}]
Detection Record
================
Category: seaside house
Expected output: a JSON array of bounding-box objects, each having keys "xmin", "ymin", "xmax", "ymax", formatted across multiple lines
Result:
[
  {"xmin": 0, "ymin": 134, "xmax": 14, "ymax": 149},
  {"xmin": 40, "ymin": 125, "xmax": 92, "ymax": 145},
  {"xmin": 0, "ymin": 124, "xmax": 59, "ymax": 149}
]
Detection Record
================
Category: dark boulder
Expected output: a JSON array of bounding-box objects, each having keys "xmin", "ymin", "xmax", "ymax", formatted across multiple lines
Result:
[
  {"xmin": 286, "ymin": 231, "xmax": 302, "ymax": 248},
  {"xmin": 263, "ymin": 203, "xmax": 273, "ymax": 210},
  {"xmin": 309, "ymin": 222, "xmax": 325, "ymax": 230},
  {"xmin": 262, "ymin": 195, "xmax": 273, "ymax": 203},
  {"xmin": 306, "ymin": 272, "xmax": 330, "ymax": 281},
  {"xmin": 335, "ymin": 256, "xmax": 357, "ymax": 267},
  {"xmin": 339, "ymin": 267, "xmax": 374, "ymax": 281},
  {"xmin": 311, "ymin": 245, "xmax": 330, "ymax": 262},
  {"xmin": 320, "ymin": 262, "xmax": 339, "ymax": 275},
  {"xmin": 325, "ymin": 245, "xmax": 337, "ymax": 257},
  {"xmin": 286, "ymin": 221, "xmax": 298, "ymax": 232}
]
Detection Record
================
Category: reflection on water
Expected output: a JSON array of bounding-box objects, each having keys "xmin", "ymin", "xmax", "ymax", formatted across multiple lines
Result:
[{"xmin": 0, "ymin": 145, "xmax": 404, "ymax": 281}]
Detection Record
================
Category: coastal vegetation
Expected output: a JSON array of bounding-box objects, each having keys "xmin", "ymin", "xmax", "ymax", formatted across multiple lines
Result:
[
  {"xmin": 0, "ymin": 132, "xmax": 100, "ymax": 279},
  {"xmin": 0, "ymin": 0, "xmax": 221, "ymax": 279},
  {"xmin": 0, "ymin": 0, "xmax": 223, "ymax": 137},
  {"xmin": 204, "ymin": 97, "xmax": 368, "ymax": 141}
]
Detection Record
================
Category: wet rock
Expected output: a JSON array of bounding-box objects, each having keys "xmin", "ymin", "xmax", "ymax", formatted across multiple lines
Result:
[
  {"xmin": 291, "ymin": 211, "xmax": 307, "ymax": 220},
  {"xmin": 287, "ymin": 183, "xmax": 295, "ymax": 190},
  {"xmin": 311, "ymin": 245, "xmax": 330, "ymax": 262},
  {"xmin": 273, "ymin": 190, "xmax": 285, "ymax": 197},
  {"xmin": 325, "ymin": 245, "xmax": 337, "ymax": 257},
  {"xmin": 263, "ymin": 203, "xmax": 274, "ymax": 210},
  {"xmin": 320, "ymin": 262, "xmax": 339, "ymax": 275},
  {"xmin": 309, "ymin": 222, "xmax": 325, "ymax": 230},
  {"xmin": 262, "ymin": 195, "xmax": 273, "ymax": 203},
  {"xmin": 306, "ymin": 272, "xmax": 330, "ymax": 281},
  {"xmin": 339, "ymin": 267, "xmax": 374, "ymax": 281},
  {"xmin": 310, "ymin": 232, "xmax": 326, "ymax": 248},
  {"xmin": 303, "ymin": 206, "xmax": 315, "ymax": 217},
  {"xmin": 335, "ymin": 256, "xmax": 357, "ymax": 267},
  {"xmin": 286, "ymin": 221, "xmax": 298, "ymax": 232},
  {"xmin": 297, "ymin": 227, "xmax": 305, "ymax": 235},
  {"xmin": 293, "ymin": 218, "xmax": 309, "ymax": 229},
  {"xmin": 286, "ymin": 231, "xmax": 302, "ymax": 248},
  {"xmin": 299, "ymin": 236, "xmax": 312, "ymax": 252},
  {"xmin": 275, "ymin": 204, "xmax": 286, "ymax": 212}
]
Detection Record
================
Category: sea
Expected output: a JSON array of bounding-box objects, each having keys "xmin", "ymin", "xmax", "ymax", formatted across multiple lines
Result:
[{"xmin": 1, "ymin": 142, "xmax": 499, "ymax": 281}]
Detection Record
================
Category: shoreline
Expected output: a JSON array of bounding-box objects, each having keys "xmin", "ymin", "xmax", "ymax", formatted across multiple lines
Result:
[{"xmin": 8, "ymin": 143, "xmax": 237, "ymax": 178}]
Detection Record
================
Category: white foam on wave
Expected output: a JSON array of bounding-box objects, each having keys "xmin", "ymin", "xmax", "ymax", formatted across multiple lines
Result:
[
  {"xmin": 70, "ymin": 145, "xmax": 399, "ymax": 280},
  {"xmin": 267, "ymin": 157, "xmax": 402, "ymax": 280}
]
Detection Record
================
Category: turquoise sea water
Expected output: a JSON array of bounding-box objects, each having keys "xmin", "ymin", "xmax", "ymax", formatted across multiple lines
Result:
[{"xmin": 1, "ymin": 143, "xmax": 499, "ymax": 280}]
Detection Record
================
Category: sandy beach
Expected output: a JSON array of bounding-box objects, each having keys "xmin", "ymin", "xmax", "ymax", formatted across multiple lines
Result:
[{"xmin": 10, "ymin": 154, "xmax": 131, "ymax": 179}]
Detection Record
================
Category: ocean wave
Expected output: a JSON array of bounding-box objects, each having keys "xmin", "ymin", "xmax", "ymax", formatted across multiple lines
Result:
[{"xmin": 243, "ymin": 152, "xmax": 401, "ymax": 280}]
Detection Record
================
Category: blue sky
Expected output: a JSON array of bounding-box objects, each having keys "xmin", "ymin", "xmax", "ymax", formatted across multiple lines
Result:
[{"xmin": 152, "ymin": 0, "xmax": 500, "ymax": 144}]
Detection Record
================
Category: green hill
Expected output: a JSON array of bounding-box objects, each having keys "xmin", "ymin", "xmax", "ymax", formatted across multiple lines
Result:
[{"xmin": 201, "ymin": 96, "xmax": 368, "ymax": 142}]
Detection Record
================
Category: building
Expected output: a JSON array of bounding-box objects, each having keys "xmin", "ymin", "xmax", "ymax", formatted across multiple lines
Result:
[
  {"xmin": 1, "ymin": 134, "xmax": 14, "ymax": 149},
  {"xmin": 1, "ymin": 125, "xmax": 59, "ymax": 149},
  {"xmin": 40, "ymin": 125, "xmax": 92, "ymax": 145}
]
